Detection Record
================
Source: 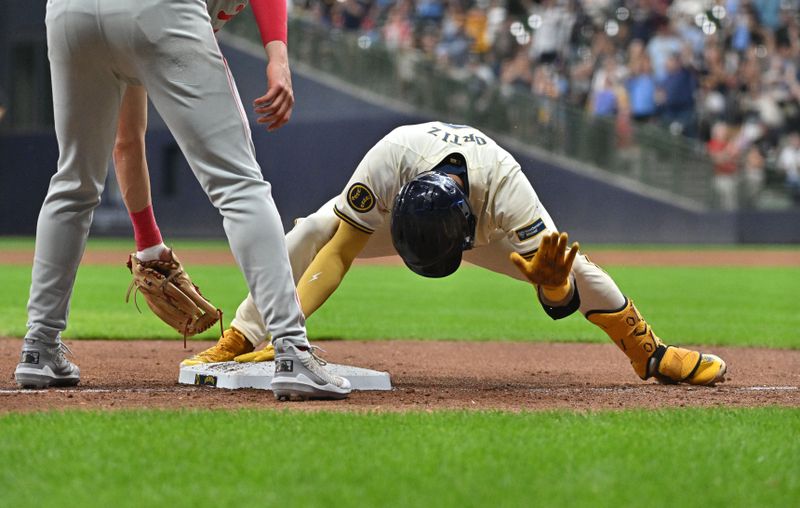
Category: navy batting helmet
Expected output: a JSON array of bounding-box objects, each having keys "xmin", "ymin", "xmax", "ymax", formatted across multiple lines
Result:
[{"xmin": 391, "ymin": 171, "xmax": 476, "ymax": 278}]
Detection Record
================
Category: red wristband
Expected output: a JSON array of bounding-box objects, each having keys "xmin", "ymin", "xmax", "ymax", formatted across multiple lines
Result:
[{"xmin": 130, "ymin": 205, "xmax": 163, "ymax": 251}]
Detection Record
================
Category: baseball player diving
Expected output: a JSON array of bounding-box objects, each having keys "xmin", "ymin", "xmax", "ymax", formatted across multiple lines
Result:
[
  {"xmin": 15, "ymin": 0, "xmax": 351, "ymax": 401},
  {"xmin": 180, "ymin": 121, "xmax": 727, "ymax": 386}
]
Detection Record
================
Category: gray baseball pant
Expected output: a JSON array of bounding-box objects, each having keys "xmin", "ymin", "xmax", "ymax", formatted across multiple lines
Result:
[{"xmin": 27, "ymin": 0, "xmax": 307, "ymax": 346}]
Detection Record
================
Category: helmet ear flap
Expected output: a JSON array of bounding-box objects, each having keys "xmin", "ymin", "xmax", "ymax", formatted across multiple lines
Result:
[{"xmin": 463, "ymin": 212, "xmax": 477, "ymax": 250}]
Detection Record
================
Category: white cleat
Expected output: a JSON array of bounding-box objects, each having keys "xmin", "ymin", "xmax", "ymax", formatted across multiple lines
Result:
[{"xmin": 271, "ymin": 340, "xmax": 351, "ymax": 401}]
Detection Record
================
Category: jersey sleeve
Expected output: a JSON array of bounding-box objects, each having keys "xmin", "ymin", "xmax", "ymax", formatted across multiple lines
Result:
[
  {"xmin": 250, "ymin": 0, "xmax": 287, "ymax": 45},
  {"xmin": 490, "ymin": 167, "xmax": 552, "ymax": 259},
  {"xmin": 333, "ymin": 140, "xmax": 399, "ymax": 234}
]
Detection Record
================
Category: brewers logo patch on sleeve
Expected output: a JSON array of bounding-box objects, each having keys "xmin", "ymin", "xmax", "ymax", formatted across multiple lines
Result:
[
  {"xmin": 347, "ymin": 183, "xmax": 376, "ymax": 213},
  {"xmin": 515, "ymin": 218, "xmax": 546, "ymax": 241}
]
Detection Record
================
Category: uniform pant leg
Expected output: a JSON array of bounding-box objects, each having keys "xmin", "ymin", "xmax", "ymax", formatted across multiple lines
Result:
[
  {"xmin": 571, "ymin": 254, "xmax": 627, "ymax": 314},
  {"xmin": 465, "ymin": 228, "xmax": 625, "ymax": 316},
  {"xmin": 26, "ymin": 1, "xmax": 125, "ymax": 343},
  {"xmin": 231, "ymin": 198, "xmax": 340, "ymax": 345},
  {"xmin": 462, "ymin": 236, "xmax": 530, "ymax": 283},
  {"xmin": 119, "ymin": 0, "xmax": 306, "ymax": 344},
  {"xmin": 286, "ymin": 198, "xmax": 342, "ymax": 283}
]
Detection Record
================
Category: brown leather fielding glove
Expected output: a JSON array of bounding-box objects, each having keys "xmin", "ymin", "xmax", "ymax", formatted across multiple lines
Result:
[{"xmin": 126, "ymin": 249, "xmax": 221, "ymax": 346}]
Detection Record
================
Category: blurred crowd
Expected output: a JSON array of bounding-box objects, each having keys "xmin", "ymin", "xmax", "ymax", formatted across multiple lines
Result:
[{"xmin": 292, "ymin": 0, "xmax": 800, "ymax": 207}]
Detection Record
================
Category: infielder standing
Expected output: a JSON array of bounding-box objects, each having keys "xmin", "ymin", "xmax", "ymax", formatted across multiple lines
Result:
[
  {"xmin": 115, "ymin": 0, "xmax": 294, "ymax": 263},
  {"xmin": 15, "ymin": 0, "xmax": 350, "ymax": 400},
  {"xmin": 183, "ymin": 122, "xmax": 727, "ymax": 386}
]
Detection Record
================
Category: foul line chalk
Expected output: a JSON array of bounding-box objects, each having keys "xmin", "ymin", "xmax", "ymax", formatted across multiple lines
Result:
[{"xmin": 0, "ymin": 387, "xmax": 195, "ymax": 395}]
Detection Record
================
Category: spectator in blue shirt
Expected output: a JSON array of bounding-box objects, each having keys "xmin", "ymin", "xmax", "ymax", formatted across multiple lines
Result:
[
  {"xmin": 416, "ymin": 0, "xmax": 445, "ymax": 23},
  {"xmin": 590, "ymin": 75, "xmax": 619, "ymax": 117},
  {"xmin": 656, "ymin": 53, "xmax": 698, "ymax": 136},
  {"xmin": 626, "ymin": 55, "xmax": 657, "ymax": 122}
]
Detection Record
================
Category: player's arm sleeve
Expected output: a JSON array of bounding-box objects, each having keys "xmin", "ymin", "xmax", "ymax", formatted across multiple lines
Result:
[
  {"xmin": 250, "ymin": 0, "xmax": 287, "ymax": 45},
  {"xmin": 332, "ymin": 140, "xmax": 396, "ymax": 233},
  {"xmin": 296, "ymin": 220, "xmax": 371, "ymax": 317}
]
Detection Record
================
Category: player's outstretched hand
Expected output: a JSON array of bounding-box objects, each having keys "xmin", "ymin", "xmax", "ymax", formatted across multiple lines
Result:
[
  {"xmin": 253, "ymin": 42, "xmax": 294, "ymax": 132},
  {"xmin": 234, "ymin": 343, "xmax": 275, "ymax": 363},
  {"xmin": 510, "ymin": 231, "xmax": 579, "ymax": 289}
]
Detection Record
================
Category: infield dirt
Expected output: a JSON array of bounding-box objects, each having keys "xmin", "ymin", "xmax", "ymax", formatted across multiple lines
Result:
[{"xmin": 1, "ymin": 339, "xmax": 798, "ymax": 413}]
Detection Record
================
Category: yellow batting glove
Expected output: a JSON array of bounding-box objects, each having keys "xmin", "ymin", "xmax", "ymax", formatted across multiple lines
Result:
[
  {"xmin": 234, "ymin": 343, "xmax": 276, "ymax": 363},
  {"xmin": 510, "ymin": 231, "xmax": 579, "ymax": 301}
]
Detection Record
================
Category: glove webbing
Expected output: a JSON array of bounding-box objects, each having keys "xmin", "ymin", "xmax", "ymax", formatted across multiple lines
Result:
[{"xmin": 125, "ymin": 268, "xmax": 224, "ymax": 348}]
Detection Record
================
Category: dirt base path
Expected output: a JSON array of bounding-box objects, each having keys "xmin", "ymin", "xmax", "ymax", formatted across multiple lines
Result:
[{"xmin": 2, "ymin": 339, "xmax": 798, "ymax": 413}]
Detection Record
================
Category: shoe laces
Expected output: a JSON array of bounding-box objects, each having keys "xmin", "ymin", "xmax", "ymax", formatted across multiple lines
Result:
[
  {"xmin": 307, "ymin": 345, "xmax": 328, "ymax": 366},
  {"xmin": 53, "ymin": 342, "xmax": 76, "ymax": 365},
  {"xmin": 299, "ymin": 345, "xmax": 347, "ymax": 387}
]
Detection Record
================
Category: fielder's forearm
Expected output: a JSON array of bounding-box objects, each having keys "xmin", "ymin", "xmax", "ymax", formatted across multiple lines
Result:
[
  {"xmin": 114, "ymin": 86, "xmax": 151, "ymax": 213},
  {"xmin": 265, "ymin": 40, "xmax": 288, "ymax": 64}
]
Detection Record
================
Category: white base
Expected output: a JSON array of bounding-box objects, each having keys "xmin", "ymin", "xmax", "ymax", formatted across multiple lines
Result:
[{"xmin": 179, "ymin": 361, "xmax": 392, "ymax": 391}]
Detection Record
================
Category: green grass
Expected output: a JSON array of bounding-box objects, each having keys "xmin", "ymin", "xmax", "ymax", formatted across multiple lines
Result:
[
  {"xmin": 0, "ymin": 408, "xmax": 797, "ymax": 508},
  {"xmin": 0, "ymin": 236, "xmax": 234, "ymax": 251},
  {"xmin": 0, "ymin": 264, "xmax": 797, "ymax": 347},
  {"xmin": 313, "ymin": 265, "xmax": 800, "ymax": 347},
  {"xmin": 0, "ymin": 263, "xmax": 252, "ymax": 340}
]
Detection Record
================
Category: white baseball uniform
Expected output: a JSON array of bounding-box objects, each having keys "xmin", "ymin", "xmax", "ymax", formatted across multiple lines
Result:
[
  {"xmin": 27, "ymin": 0, "xmax": 306, "ymax": 347},
  {"xmin": 231, "ymin": 122, "xmax": 626, "ymax": 346}
]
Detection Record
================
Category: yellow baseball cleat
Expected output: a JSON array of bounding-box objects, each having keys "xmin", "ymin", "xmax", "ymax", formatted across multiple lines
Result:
[
  {"xmin": 180, "ymin": 327, "xmax": 254, "ymax": 366},
  {"xmin": 650, "ymin": 346, "xmax": 727, "ymax": 386},
  {"xmin": 588, "ymin": 298, "xmax": 727, "ymax": 386},
  {"xmin": 234, "ymin": 344, "xmax": 275, "ymax": 363}
]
